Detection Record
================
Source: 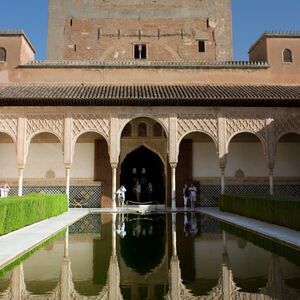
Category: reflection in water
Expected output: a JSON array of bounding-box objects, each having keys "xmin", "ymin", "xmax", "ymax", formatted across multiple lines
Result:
[{"xmin": 0, "ymin": 213, "xmax": 299, "ymax": 299}]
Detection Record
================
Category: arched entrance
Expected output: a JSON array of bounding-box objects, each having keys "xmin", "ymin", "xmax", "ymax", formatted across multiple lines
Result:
[{"xmin": 120, "ymin": 146, "xmax": 165, "ymax": 204}]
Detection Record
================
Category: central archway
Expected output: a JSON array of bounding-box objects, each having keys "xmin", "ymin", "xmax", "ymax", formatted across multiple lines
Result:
[{"xmin": 120, "ymin": 146, "xmax": 165, "ymax": 204}]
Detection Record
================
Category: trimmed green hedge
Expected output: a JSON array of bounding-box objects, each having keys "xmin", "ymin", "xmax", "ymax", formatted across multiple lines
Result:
[
  {"xmin": 219, "ymin": 194, "xmax": 300, "ymax": 231},
  {"xmin": 0, "ymin": 194, "xmax": 68, "ymax": 236}
]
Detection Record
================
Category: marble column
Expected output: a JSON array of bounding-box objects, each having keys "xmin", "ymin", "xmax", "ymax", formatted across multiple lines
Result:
[
  {"xmin": 65, "ymin": 167, "xmax": 71, "ymax": 206},
  {"xmin": 269, "ymin": 168, "xmax": 274, "ymax": 196},
  {"xmin": 18, "ymin": 168, "xmax": 24, "ymax": 196},
  {"xmin": 111, "ymin": 163, "xmax": 118, "ymax": 209},
  {"xmin": 170, "ymin": 163, "xmax": 177, "ymax": 209}
]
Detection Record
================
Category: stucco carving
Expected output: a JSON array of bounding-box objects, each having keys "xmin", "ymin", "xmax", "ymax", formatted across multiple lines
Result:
[
  {"xmin": 0, "ymin": 115, "xmax": 18, "ymax": 142},
  {"xmin": 177, "ymin": 115, "xmax": 218, "ymax": 144},
  {"xmin": 72, "ymin": 114, "xmax": 110, "ymax": 141},
  {"xmin": 26, "ymin": 115, "xmax": 64, "ymax": 143},
  {"xmin": 274, "ymin": 114, "xmax": 300, "ymax": 142},
  {"xmin": 226, "ymin": 116, "xmax": 267, "ymax": 145}
]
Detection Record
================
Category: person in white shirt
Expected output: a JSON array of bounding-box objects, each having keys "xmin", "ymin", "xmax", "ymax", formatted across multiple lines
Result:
[
  {"xmin": 0, "ymin": 183, "xmax": 10, "ymax": 198},
  {"xmin": 116, "ymin": 185, "xmax": 127, "ymax": 208}
]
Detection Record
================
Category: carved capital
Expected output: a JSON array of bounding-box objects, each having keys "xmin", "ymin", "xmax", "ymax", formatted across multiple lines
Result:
[
  {"xmin": 219, "ymin": 156, "xmax": 227, "ymax": 170},
  {"xmin": 111, "ymin": 163, "xmax": 118, "ymax": 169},
  {"xmin": 170, "ymin": 163, "xmax": 177, "ymax": 169}
]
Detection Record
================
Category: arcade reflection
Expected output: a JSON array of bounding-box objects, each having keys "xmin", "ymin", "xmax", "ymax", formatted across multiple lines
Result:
[{"xmin": 0, "ymin": 213, "xmax": 300, "ymax": 300}]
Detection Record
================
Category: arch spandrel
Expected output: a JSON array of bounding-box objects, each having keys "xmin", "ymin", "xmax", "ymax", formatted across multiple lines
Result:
[
  {"xmin": 225, "ymin": 117, "xmax": 267, "ymax": 153},
  {"xmin": 26, "ymin": 115, "xmax": 64, "ymax": 145},
  {"xmin": 274, "ymin": 115, "xmax": 300, "ymax": 143},
  {"xmin": 177, "ymin": 115, "xmax": 218, "ymax": 145},
  {"xmin": 0, "ymin": 115, "xmax": 18, "ymax": 143},
  {"xmin": 72, "ymin": 114, "xmax": 110, "ymax": 143}
]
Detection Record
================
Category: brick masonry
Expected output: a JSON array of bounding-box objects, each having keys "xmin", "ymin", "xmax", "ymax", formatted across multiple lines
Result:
[{"xmin": 47, "ymin": 0, "xmax": 232, "ymax": 61}]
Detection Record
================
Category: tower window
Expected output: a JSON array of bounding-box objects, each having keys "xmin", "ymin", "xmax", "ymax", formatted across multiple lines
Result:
[
  {"xmin": 134, "ymin": 44, "xmax": 147, "ymax": 59},
  {"xmin": 198, "ymin": 40, "xmax": 206, "ymax": 53},
  {"xmin": 283, "ymin": 48, "xmax": 293, "ymax": 63},
  {"xmin": 0, "ymin": 48, "xmax": 6, "ymax": 62}
]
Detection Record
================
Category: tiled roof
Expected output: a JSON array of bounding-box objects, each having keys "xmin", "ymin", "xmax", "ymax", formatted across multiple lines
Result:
[
  {"xmin": 21, "ymin": 60, "xmax": 269, "ymax": 69},
  {"xmin": 0, "ymin": 84, "xmax": 300, "ymax": 106}
]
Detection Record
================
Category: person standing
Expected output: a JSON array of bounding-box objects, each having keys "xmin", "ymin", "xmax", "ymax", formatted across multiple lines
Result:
[
  {"xmin": 116, "ymin": 185, "xmax": 127, "ymax": 208},
  {"xmin": 0, "ymin": 183, "xmax": 10, "ymax": 198},
  {"xmin": 183, "ymin": 184, "xmax": 190, "ymax": 208},
  {"xmin": 188, "ymin": 183, "xmax": 197, "ymax": 209}
]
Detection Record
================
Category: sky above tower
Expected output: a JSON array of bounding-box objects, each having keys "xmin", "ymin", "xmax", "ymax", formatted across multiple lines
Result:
[{"xmin": 0, "ymin": 0, "xmax": 299, "ymax": 61}]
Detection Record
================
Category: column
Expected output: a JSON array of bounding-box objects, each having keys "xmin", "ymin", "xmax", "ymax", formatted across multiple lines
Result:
[
  {"xmin": 269, "ymin": 167, "xmax": 274, "ymax": 196},
  {"xmin": 64, "ymin": 114, "xmax": 73, "ymax": 206},
  {"xmin": 17, "ymin": 117, "xmax": 27, "ymax": 197},
  {"xmin": 64, "ymin": 228, "xmax": 69, "ymax": 258},
  {"xmin": 219, "ymin": 158, "xmax": 227, "ymax": 195},
  {"xmin": 112, "ymin": 214, "xmax": 116, "ymax": 256},
  {"xmin": 266, "ymin": 117, "xmax": 275, "ymax": 196},
  {"xmin": 170, "ymin": 163, "xmax": 177, "ymax": 209},
  {"xmin": 65, "ymin": 166, "xmax": 71, "ymax": 206},
  {"xmin": 172, "ymin": 213, "xmax": 177, "ymax": 256},
  {"xmin": 18, "ymin": 168, "xmax": 24, "ymax": 196},
  {"xmin": 61, "ymin": 229, "xmax": 72, "ymax": 300},
  {"xmin": 220, "ymin": 167, "xmax": 225, "ymax": 195},
  {"xmin": 168, "ymin": 115, "xmax": 178, "ymax": 209},
  {"xmin": 222, "ymin": 230, "xmax": 227, "ymax": 252},
  {"xmin": 111, "ymin": 163, "xmax": 118, "ymax": 209},
  {"xmin": 218, "ymin": 116, "xmax": 227, "ymax": 196},
  {"xmin": 11, "ymin": 264, "xmax": 26, "ymax": 300}
]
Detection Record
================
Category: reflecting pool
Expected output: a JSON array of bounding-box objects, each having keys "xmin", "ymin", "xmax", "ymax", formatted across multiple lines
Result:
[{"xmin": 0, "ymin": 213, "xmax": 300, "ymax": 300}]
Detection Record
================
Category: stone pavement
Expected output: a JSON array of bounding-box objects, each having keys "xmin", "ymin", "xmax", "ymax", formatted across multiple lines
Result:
[{"xmin": 198, "ymin": 207, "xmax": 300, "ymax": 250}]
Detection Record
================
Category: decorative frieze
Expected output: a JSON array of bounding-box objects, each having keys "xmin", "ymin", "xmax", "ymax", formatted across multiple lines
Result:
[
  {"xmin": 0, "ymin": 114, "xmax": 18, "ymax": 142},
  {"xmin": 225, "ymin": 116, "xmax": 267, "ymax": 146},
  {"xmin": 274, "ymin": 114, "xmax": 300, "ymax": 142},
  {"xmin": 26, "ymin": 114, "xmax": 64, "ymax": 142},
  {"xmin": 72, "ymin": 114, "xmax": 110, "ymax": 141},
  {"xmin": 177, "ymin": 115, "xmax": 218, "ymax": 144}
]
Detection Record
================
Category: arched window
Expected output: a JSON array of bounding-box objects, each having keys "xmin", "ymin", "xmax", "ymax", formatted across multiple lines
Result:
[
  {"xmin": 153, "ymin": 122, "xmax": 163, "ymax": 137},
  {"xmin": 138, "ymin": 122, "xmax": 147, "ymax": 137},
  {"xmin": 283, "ymin": 48, "xmax": 293, "ymax": 63},
  {"xmin": 122, "ymin": 123, "xmax": 132, "ymax": 137},
  {"xmin": 0, "ymin": 48, "xmax": 6, "ymax": 62}
]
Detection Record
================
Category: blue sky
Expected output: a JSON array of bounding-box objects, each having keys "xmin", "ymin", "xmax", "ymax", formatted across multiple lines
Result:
[{"xmin": 0, "ymin": 1, "xmax": 299, "ymax": 61}]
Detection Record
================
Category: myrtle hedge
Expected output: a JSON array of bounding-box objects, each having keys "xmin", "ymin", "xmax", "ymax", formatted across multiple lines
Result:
[
  {"xmin": 0, "ymin": 194, "xmax": 68, "ymax": 235},
  {"xmin": 219, "ymin": 194, "xmax": 300, "ymax": 231}
]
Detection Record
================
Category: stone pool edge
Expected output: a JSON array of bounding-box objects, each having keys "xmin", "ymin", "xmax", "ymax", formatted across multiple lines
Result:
[
  {"xmin": 0, "ymin": 209, "xmax": 89, "ymax": 270},
  {"xmin": 198, "ymin": 207, "xmax": 300, "ymax": 251}
]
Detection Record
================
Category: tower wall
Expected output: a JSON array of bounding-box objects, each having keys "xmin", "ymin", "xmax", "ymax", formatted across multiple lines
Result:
[{"xmin": 47, "ymin": 0, "xmax": 232, "ymax": 61}]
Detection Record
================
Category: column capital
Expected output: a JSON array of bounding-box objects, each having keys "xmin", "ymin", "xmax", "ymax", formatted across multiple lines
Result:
[
  {"xmin": 111, "ymin": 162, "xmax": 118, "ymax": 169},
  {"xmin": 267, "ymin": 160, "xmax": 275, "ymax": 172},
  {"xmin": 64, "ymin": 163, "xmax": 71, "ymax": 170},
  {"xmin": 170, "ymin": 162, "xmax": 177, "ymax": 169},
  {"xmin": 219, "ymin": 157, "xmax": 227, "ymax": 170}
]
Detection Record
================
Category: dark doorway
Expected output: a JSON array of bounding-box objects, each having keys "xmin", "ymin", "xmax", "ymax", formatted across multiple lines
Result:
[{"xmin": 120, "ymin": 146, "xmax": 165, "ymax": 204}]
